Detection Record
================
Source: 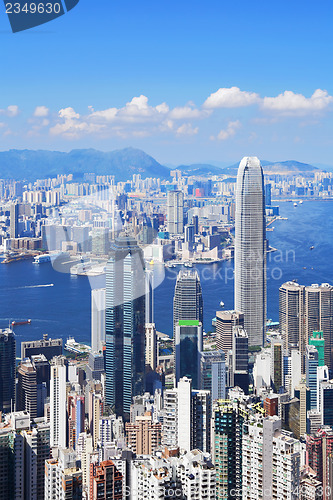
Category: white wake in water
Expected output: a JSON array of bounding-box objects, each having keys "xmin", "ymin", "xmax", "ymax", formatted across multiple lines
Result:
[{"xmin": 13, "ymin": 284, "xmax": 54, "ymax": 289}]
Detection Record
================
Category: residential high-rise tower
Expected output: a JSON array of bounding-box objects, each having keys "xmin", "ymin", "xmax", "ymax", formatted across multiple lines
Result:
[{"xmin": 167, "ymin": 190, "xmax": 184, "ymax": 235}]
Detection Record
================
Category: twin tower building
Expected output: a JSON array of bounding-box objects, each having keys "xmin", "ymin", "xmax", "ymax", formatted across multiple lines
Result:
[{"xmin": 103, "ymin": 157, "xmax": 267, "ymax": 420}]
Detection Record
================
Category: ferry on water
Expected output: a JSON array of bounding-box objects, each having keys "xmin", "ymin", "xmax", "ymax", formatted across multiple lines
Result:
[{"xmin": 65, "ymin": 337, "xmax": 91, "ymax": 355}]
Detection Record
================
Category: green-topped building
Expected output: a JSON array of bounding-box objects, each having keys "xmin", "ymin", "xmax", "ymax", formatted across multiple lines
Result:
[
  {"xmin": 175, "ymin": 320, "xmax": 203, "ymax": 389},
  {"xmin": 309, "ymin": 331, "xmax": 325, "ymax": 367}
]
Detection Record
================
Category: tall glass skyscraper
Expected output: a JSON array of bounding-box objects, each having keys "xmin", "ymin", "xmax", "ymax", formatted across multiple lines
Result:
[
  {"xmin": 0, "ymin": 328, "xmax": 16, "ymax": 413},
  {"xmin": 105, "ymin": 235, "xmax": 146, "ymax": 420},
  {"xmin": 173, "ymin": 270, "xmax": 203, "ymax": 334},
  {"xmin": 173, "ymin": 270, "xmax": 203, "ymax": 381},
  {"xmin": 234, "ymin": 156, "xmax": 266, "ymax": 347}
]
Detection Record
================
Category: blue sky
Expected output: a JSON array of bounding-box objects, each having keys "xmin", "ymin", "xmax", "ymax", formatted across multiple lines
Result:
[{"xmin": 0, "ymin": 0, "xmax": 333, "ymax": 165}]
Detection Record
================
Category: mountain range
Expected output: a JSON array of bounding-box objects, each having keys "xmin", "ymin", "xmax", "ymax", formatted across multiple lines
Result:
[
  {"xmin": 0, "ymin": 147, "xmax": 322, "ymax": 181},
  {"xmin": 0, "ymin": 148, "xmax": 170, "ymax": 182}
]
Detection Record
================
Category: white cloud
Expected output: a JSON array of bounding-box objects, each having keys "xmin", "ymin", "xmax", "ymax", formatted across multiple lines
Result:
[
  {"xmin": 34, "ymin": 106, "xmax": 49, "ymax": 117},
  {"xmin": 59, "ymin": 107, "xmax": 80, "ymax": 120},
  {"xmin": 213, "ymin": 120, "xmax": 242, "ymax": 141},
  {"xmin": 89, "ymin": 96, "xmax": 169, "ymax": 125},
  {"xmin": 116, "ymin": 95, "xmax": 169, "ymax": 122},
  {"xmin": 203, "ymin": 87, "xmax": 260, "ymax": 109},
  {"xmin": 176, "ymin": 123, "xmax": 199, "ymax": 136},
  {"xmin": 169, "ymin": 106, "xmax": 210, "ymax": 120},
  {"xmin": 0, "ymin": 105, "xmax": 20, "ymax": 117},
  {"xmin": 27, "ymin": 87, "xmax": 333, "ymax": 141},
  {"xmin": 262, "ymin": 89, "xmax": 333, "ymax": 114},
  {"xmin": 50, "ymin": 107, "xmax": 105, "ymax": 138},
  {"xmin": 89, "ymin": 107, "xmax": 118, "ymax": 121}
]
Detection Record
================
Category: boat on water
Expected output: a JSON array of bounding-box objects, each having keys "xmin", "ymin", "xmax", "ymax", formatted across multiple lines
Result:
[
  {"xmin": 299, "ymin": 200, "xmax": 303, "ymax": 204},
  {"xmin": 65, "ymin": 337, "xmax": 91, "ymax": 354},
  {"xmin": 12, "ymin": 319, "xmax": 31, "ymax": 326},
  {"xmin": 33, "ymin": 254, "xmax": 51, "ymax": 264},
  {"xmin": 293, "ymin": 203, "xmax": 298, "ymax": 207},
  {"xmin": 310, "ymin": 246, "xmax": 314, "ymax": 250}
]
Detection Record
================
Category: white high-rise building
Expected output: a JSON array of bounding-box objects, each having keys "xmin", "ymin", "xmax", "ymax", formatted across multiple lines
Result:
[
  {"xmin": 317, "ymin": 365, "xmax": 329, "ymax": 413},
  {"xmin": 0, "ymin": 412, "xmax": 50, "ymax": 500},
  {"xmin": 45, "ymin": 448, "xmax": 82, "ymax": 500},
  {"xmin": 162, "ymin": 377, "xmax": 211, "ymax": 453},
  {"xmin": 50, "ymin": 357, "xmax": 67, "ymax": 449},
  {"xmin": 167, "ymin": 190, "xmax": 184, "ymax": 235},
  {"xmin": 242, "ymin": 416, "xmax": 300, "ymax": 500},
  {"xmin": 130, "ymin": 450, "xmax": 216, "ymax": 500},
  {"xmin": 145, "ymin": 323, "xmax": 157, "ymax": 371},
  {"xmin": 91, "ymin": 288, "xmax": 106, "ymax": 353},
  {"xmin": 235, "ymin": 156, "xmax": 266, "ymax": 346}
]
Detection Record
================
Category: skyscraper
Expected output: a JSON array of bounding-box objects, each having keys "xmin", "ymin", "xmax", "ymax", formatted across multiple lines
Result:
[
  {"xmin": 306, "ymin": 428, "xmax": 333, "ymax": 498},
  {"xmin": 167, "ymin": 190, "xmax": 184, "ymax": 235},
  {"xmin": 90, "ymin": 460, "xmax": 123, "ymax": 500},
  {"xmin": 309, "ymin": 331, "xmax": 325, "ymax": 367},
  {"xmin": 242, "ymin": 416, "xmax": 300, "ymax": 500},
  {"xmin": 231, "ymin": 326, "xmax": 249, "ymax": 393},
  {"xmin": 271, "ymin": 338, "xmax": 284, "ymax": 392},
  {"xmin": 45, "ymin": 449, "xmax": 83, "ymax": 499},
  {"xmin": 173, "ymin": 270, "xmax": 203, "ymax": 378},
  {"xmin": 279, "ymin": 281, "xmax": 305, "ymax": 354},
  {"xmin": 305, "ymin": 283, "xmax": 333, "ymax": 370},
  {"xmin": 234, "ymin": 156, "xmax": 266, "ymax": 346},
  {"xmin": 0, "ymin": 328, "xmax": 16, "ymax": 413},
  {"xmin": 212, "ymin": 399, "xmax": 245, "ymax": 500},
  {"xmin": 173, "ymin": 270, "xmax": 203, "ymax": 334},
  {"xmin": 145, "ymin": 269, "xmax": 154, "ymax": 324},
  {"xmin": 145, "ymin": 323, "xmax": 157, "ymax": 372},
  {"xmin": 10, "ymin": 202, "xmax": 19, "ymax": 239},
  {"xmin": 17, "ymin": 360, "xmax": 38, "ymax": 419},
  {"xmin": 162, "ymin": 377, "xmax": 211, "ymax": 453},
  {"xmin": 91, "ymin": 288, "xmax": 106, "ymax": 354},
  {"xmin": 215, "ymin": 310, "xmax": 244, "ymax": 353},
  {"xmin": 200, "ymin": 350, "xmax": 226, "ymax": 400},
  {"xmin": 50, "ymin": 357, "xmax": 67, "ymax": 449},
  {"xmin": 105, "ymin": 235, "xmax": 146, "ymax": 420},
  {"xmin": 279, "ymin": 281, "xmax": 333, "ymax": 370},
  {"xmin": 175, "ymin": 320, "xmax": 203, "ymax": 389}
]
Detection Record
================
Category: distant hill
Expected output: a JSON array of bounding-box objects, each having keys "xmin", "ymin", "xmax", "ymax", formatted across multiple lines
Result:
[
  {"xmin": 0, "ymin": 147, "xmax": 170, "ymax": 181},
  {"xmin": 223, "ymin": 160, "xmax": 320, "ymax": 176},
  {"xmin": 176, "ymin": 163, "xmax": 224, "ymax": 176},
  {"xmin": 0, "ymin": 149, "xmax": 322, "ymax": 181}
]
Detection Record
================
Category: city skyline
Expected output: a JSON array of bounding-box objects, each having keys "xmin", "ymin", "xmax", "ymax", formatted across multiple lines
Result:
[{"xmin": 1, "ymin": 0, "xmax": 333, "ymax": 496}]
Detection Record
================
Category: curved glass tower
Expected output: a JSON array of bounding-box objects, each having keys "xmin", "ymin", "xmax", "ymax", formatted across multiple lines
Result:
[{"xmin": 234, "ymin": 156, "xmax": 266, "ymax": 346}]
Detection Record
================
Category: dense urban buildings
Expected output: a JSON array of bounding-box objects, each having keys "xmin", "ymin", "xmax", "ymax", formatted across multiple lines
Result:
[{"xmin": 1, "ymin": 156, "xmax": 333, "ymax": 499}]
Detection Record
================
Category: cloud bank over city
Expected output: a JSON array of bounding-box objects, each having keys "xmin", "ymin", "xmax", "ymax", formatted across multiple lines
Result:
[{"xmin": 1, "ymin": 87, "xmax": 333, "ymax": 145}]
